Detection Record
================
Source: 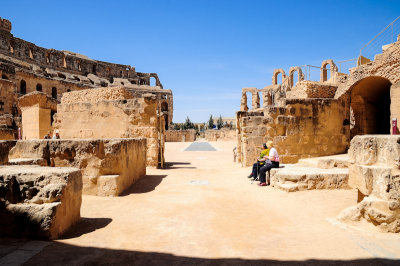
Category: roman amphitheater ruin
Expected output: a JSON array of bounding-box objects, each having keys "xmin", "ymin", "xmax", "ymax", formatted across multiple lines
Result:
[{"xmin": 1, "ymin": 14, "xmax": 400, "ymax": 264}]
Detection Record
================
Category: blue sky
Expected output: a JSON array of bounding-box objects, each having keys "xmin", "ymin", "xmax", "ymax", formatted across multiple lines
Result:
[{"xmin": 1, "ymin": 0, "xmax": 399, "ymax": 122}]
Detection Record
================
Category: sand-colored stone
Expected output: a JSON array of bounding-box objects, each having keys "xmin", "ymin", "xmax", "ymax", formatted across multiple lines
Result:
[
  {"xmin": 338, "ymin": 135, "xmax": 400, "ymax": 233},
  {"xmin": 0, "ymin": 165, "xmax": 82, "ymax": 239},
  {"xmin": 205, "ymin": 129, "xmax": 236, "ymax": 141},
  {"xmin": 54, "ymin": 87, "xmax": 164, "ymax": 167},
  {"xmin": 7, "ymin": 138, "xmax": 147, "ymax": 196},
  {"xmin": 165, "ymin": 130, "xmax": 196, "ymax": 142}
]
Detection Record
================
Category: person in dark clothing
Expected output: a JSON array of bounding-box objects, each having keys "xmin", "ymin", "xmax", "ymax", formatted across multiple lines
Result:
[
  {"xmin": 247, "ymin": 143, "xmax": 270, "ymax": 181},
  {"xmin": 258, "ymin": 140, "xmax": 280, "ymax": 186}
]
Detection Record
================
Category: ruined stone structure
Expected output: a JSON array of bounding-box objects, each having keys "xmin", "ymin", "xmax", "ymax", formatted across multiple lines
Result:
[
  {"xmin": 338, "ymin": 135, "xmax": 400, "ymax": 233},
  {"xmin": 0, "ymin": 17, "xmax": 173, "ymax": 145},
  {"xmin": 165, "ymin": 130, "xmax": 196, "ymax": 142},
  {"xmin": 0, "ymin": 164, "xmax": 82, "ymax": 239},
  {"xmin": 237, "ymin": 34, "xmax": 400, "ymax": 166}
]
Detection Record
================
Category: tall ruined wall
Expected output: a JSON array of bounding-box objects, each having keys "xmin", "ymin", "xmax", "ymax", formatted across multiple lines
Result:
[
  {"xmin": 54, "ymin": 88, "xmax": 164, "ymax": 167},
  {"xmin": 165, "ymin": 130, "xmax": 196, "ymax": 142},
  {"xmin": 237, "ymin": 99, "xmax": 349, "ymax": 166}
]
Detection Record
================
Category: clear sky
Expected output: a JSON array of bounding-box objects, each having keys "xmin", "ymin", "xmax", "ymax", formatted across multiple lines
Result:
[{"xmin": 1, "ymin": 0, "xmax": 399, "ymax": 122}]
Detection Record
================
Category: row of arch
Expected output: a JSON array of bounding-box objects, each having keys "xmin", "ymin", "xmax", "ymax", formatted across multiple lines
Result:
[
  {"xmin": 272, "ymin": 59, "xmax": 338, "ymax": 87},
  {"xmin": 19, "ymin": 80, "xmax": 63, "ymax": 99}
]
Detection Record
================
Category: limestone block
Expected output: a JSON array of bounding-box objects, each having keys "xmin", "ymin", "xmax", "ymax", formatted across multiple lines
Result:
[
  {"xmin": 0, "ymin": 140, "xmax": 16, "ymax": 165},
  {"xmin": 0, "ymin": 165, "xmax": 82, "ymax": 239},
  {"xmin": 338, "ymin": 196, "xmax": 400, "ymax": 233},
  {"xmin": 98, "ymin": 175, "xmax": 120, "ymax": 196},
  {"xmin": 7, "ymin": 139, "xmax": 147, "ymax": 196}
]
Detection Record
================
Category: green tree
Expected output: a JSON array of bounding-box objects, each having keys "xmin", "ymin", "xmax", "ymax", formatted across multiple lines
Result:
[
  {"xmin": 217, "ymin": 115, "xmax": 223, "ymax": 129},
  {"xmin": 208, "ymin": 115, "xmax": 214, "ymax": 129},
  {"xmin": 183, "ymin": 116, "xmax": 195, "ymax": 130}
]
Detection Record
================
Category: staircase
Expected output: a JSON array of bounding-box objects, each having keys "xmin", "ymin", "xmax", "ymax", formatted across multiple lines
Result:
[{"xmin": 270, "ymin": 154, "xmax": 350, "ymax": 192}]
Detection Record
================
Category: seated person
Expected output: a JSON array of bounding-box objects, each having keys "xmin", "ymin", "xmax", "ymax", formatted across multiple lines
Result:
[
  {"xmin": 247, "ymin": 143, "xmax": 270, "ymax": 180},
  {"xmin": 258, "ymin": 140, "xmax": 279, "ymax": 186}
]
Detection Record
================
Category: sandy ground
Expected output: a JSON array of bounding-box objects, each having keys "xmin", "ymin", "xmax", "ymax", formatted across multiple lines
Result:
[{"xmin": 1, "ymin": 141, "xmax": 400, "ymax": 265}]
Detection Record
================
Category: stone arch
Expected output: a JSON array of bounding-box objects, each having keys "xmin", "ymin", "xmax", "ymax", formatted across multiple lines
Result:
[
  {"xmin": 20, "ymin": 80, "xmax": 26, "ymax": 95},
  {"xmin": 1, "ymin": 74, "xmax": 8, "ymax": 80},
  {"xmin": 288, "ymin": 66, "xmax": 304, "ymax": 88},
  {"xmin": 241, "ymin": 88, "xmax": 259, "ymax": 110},
  {"xmin": 320, "ymin": 59, "xmax": 338, "ymax": 82},
  {"xmin": 36, "ymin": 83, "xmax": 42, "ymax": 92},
  {"xmin": 52, "ymin": 87, "xmax": 57, "ymax": 99},
  {"xmin": 272, "ymin": 69, "xmax": 286, "ymax": 85},
  {"xmin": 349, "ymin": 76, "xmax": 392, "ymax": 138}
]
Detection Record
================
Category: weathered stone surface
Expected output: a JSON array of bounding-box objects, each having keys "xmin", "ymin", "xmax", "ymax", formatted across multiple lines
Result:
[
  {"xmin": 7, "ymin": 138, "xmax": 147, "ymax": 196},
  {"xmin": 338, "ymin": 196, "xmax": 400, "ymax": 233},
  {"xmin": 205, "ymin": 129, "xmax": 236, "ymax": 142},
  {"xmin": 53, "ymin": 87, "xmax": 163, "ymax": 167},
  {"xmin": 271, "ymin": 165, "xmax": 349, "ymax": 192},
  {"xmin": 339, "ymin": 135, "xmax": 400, "ymax": 233},
  {"xmin": 0, "ymin": 140, "xmax": 16, "ymax": 164},
  {"xmin": 165, "ymin": 130, "xmax": 196, "ymax": 142},
  {"xmin": 0, "ymin": 165, "xmax": 82, "ymax": 239}
]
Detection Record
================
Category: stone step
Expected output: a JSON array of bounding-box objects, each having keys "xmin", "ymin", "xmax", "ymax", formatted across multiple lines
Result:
[
  {"xmin": 8, "ymin": 157, "xmax": 47, "ymax": 166},
  {"xmin": 297, "ymin": 154, "xmax": 348, "ymax": 169},
  {"xmin": 270, "ymin": 165, "xmax": 349, "ymax": 192}
]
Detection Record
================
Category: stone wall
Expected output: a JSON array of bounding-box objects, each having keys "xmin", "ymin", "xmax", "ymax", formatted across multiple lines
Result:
[
  {"xmin": 165, "ymin": 130, "xmax": 196, "ymax": 142},
  {"xmin": 286, "ymin": 80, "xmax": 338, "ymax": 99},
  {"xmin": 338, "ymin": 135, "xmax": 400, "ymax": 233},
  {"xmin": 7, "ymin": 138, "xmax": 147, "ymax": 196},
  {"xmin": 53, "ymin": 88, "xmax": 164, "ymax": 167},
  {"xmin": 0, "ymin": 17, "xmax": 173, "ymax": 139},
  {"xmin": 0, "ymin": 165, "xmax": 82, "ymax": 239},
  {"xmin": 0, "ymin": 140, "xmax": 16, "ymax": 164},
  {"xmin": 237, "ymin": 98, "xmax": 349, "ymax": 166},
  {"xmin": 205, "ymin": 129, "xmax": 236, "ymax": 141}
]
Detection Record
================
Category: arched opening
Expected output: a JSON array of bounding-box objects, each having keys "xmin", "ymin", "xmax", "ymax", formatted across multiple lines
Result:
[
  {"xmin": 36, "ymin": 84, "xmax": 42, "ymax": 92},
  {"xmin": 322, "ymin": 63, "xmax": 331, "ymax": 82},
  {"xmin": 350, "ymin": 76, "xmax": 391, "ymax": 138},
  {"xmin": 52, "ymin": 87, "xmax": 57, "ymax": 99},
  {"xmin": 246, "ymin": 92, "xmax": 252, "ymax": 110},
  {"xmin": 276, "ymin": 73, "xmax": 282, "ymax": 84},
  {"xmin": 1, "ymin": 74, "xmax": 8, "ymax": 80},
  {"xmin": 289, "ymin": 71, "xmax": 299, "ymax": 88},
  {"xmin": 20, "ymin": 80, "xmax": 26, "ymax": 95},
  {"xmin": 66, "ymin": 89, "xmax": 71, "ymax": 92},
  {"xmin": 150, "ymin": 77, "xmax": 156, "ymax": 86},
  {"xmin": 161, "ymin": 102, "xmax": 169, "ymax": 130}
]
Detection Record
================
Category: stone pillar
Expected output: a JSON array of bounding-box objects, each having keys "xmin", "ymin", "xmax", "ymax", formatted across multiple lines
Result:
[
  {"xmin": 252, "ymin": 91, "xmax": 260, "ymax": 109},
  {"xmin": 240, "ymin": 92, "xmax": 248, "ymax": 111},
  {"xmin": 18, "ymin": 92, "xmax": 57, "ymax": 140}
]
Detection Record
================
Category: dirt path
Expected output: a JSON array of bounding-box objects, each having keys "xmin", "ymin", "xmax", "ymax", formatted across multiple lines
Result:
[{"xmin": 4, "ymin": 141, "xmax": 400, "ymax": 265}]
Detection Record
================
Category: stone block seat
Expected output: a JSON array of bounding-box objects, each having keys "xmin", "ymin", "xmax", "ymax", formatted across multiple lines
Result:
[
  {"xmin": 0, "ymin": 165, "xmax": 82, "ymax": 239},
  {"xmin": 270, "ymin": 154, "xmax": 350, "ymax": 192}
]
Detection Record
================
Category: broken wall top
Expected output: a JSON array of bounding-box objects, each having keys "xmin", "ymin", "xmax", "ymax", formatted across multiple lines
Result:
[
  {"xmin": 18, "ymin": 91, "xmax": 58, "ymax": 111},
  {"xmin": 61, "ymin": 86, "xmax": 134, "ymax": 104}
]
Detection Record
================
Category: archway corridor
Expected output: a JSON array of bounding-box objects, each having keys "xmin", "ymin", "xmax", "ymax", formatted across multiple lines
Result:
[
  {"xmin": 2, "ymin": 141, "xmax": 400, "ymax": 264},
  {"xmin": 350, "ymin": 76, "xmax": 391, "ymax": 138}
]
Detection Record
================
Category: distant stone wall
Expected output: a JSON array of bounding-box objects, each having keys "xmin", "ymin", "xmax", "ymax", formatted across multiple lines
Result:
[
  {"xmin": 237, "ymin": 98, "xmax": 349, "ymax": 166},
  {"xmin": 165, "ymin": 130, "xmax": 196, "ymax": 142},
  {"xmin": 7, "ymin": 138, "xmax": 147, "ymax": 196},
  {"xmin": 61, "ymin": 86, "xmax": 133, "ymax": 104},
  {"xmin": 54, "ymin": 88, "xmax": 163, "ymax": 167},
  {"xmin": 338, "ymin": 135, "xmax": 400, "ymax": 233},
  {"xmin": 205, "ymin": 129, "xmax": 236, "ymax": 141}
]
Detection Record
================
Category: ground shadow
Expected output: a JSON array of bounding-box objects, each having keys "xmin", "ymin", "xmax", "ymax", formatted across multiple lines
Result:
[
  {"xmin": 24, "ymin": 242, "xmax": 400, "ymax": 265},
  {"xmin": 164, "ymin": 161, "xmax": 197, "ymax": 170},
  {"xmin": 60, "ymin": 218, "xmax": 112, "ymax": 239},
  {"xmin": 121, "ymin": 175, "xmax": 167, "ymax": 195}
]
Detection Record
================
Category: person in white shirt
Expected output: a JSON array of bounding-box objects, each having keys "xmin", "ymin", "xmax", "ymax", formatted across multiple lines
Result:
[{"xmin": 258, "ymin": 140, "xmax": 279, "ymax": 186}]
